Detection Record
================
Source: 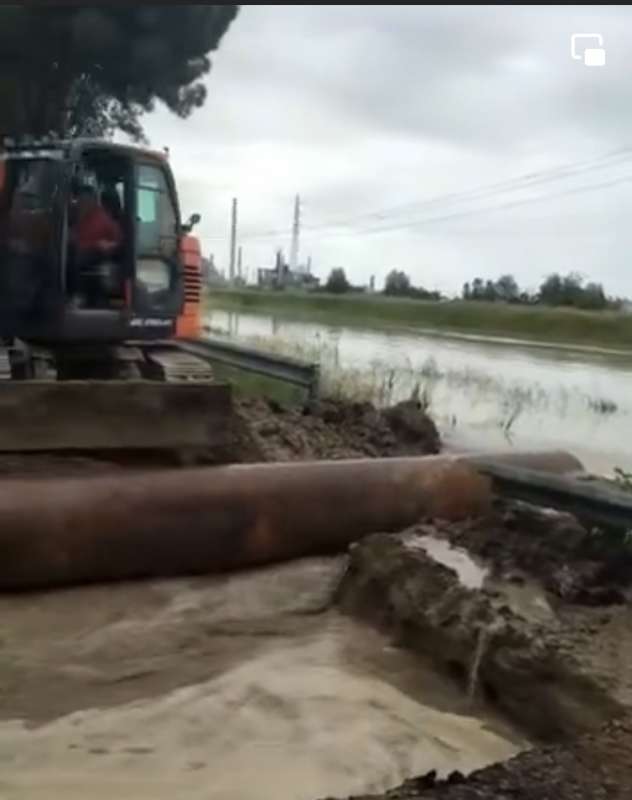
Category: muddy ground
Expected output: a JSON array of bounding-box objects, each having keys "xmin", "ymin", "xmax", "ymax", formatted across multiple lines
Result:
[
  {"xmin": 0, "ymin": 397, "xmax": 631, "ymax": 798},
  {"xmin": 232, "ymin": 396, "xmax": 441, "ymax": 462},
  {"xmin": 326, "ymin": 504, "xmax": 632, "ymax": 799}
]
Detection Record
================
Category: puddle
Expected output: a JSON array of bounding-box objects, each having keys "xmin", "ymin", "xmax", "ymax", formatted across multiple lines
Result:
[
  {"xmin": 0, "ymin": 558, "xmax": 525, "ymax": 800},
  {"xmin": 405, "ymin": 534, "xmax": 489, "ymax": 589},
  {"xmin": 403, "ymin": 534, "xmax": 555, "ymax": 626}
]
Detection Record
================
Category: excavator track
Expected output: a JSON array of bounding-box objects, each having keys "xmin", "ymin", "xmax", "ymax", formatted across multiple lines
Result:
[{"xmin": 142, "ymin": 343, "xmax": 215, "ymax": 383}]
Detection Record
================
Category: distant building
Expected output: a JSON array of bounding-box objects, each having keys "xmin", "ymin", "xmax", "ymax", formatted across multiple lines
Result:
[
  {"xmin": 257, "ymin": 249, "xmax": 320, "ymax": 290},
  {"xmin": 201, "ymin": 255, "xmax": 226, "ymax": 288}
]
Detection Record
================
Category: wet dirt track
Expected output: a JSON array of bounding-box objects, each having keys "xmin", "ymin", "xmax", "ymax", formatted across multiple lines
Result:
[{"xmin": 0, "ymin": 558, "xmax": 523, "ymax": 800}]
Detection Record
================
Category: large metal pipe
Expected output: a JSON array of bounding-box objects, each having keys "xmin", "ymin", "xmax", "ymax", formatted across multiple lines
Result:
[{"xmin": 0, "ymin": 455, "xmax": 492, "ymax": 591}]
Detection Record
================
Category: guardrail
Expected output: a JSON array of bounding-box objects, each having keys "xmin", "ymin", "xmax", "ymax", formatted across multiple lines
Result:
[
  {"xmin": 178, "ymin": 337, "xmax": 320, "ymax": 400},
  {"xmin": 470, "ymin": 458, "xmax": 632, "ymax": 531}
]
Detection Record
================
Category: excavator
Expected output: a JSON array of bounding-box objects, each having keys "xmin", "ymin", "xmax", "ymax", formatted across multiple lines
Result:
[{"xmin": 0, "ymin": 137, "xmax": 232, "ymax": 456}]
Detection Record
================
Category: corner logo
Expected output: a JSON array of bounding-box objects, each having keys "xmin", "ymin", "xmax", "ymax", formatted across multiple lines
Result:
[{"xmin": 571, "ymin": 34, "xmax": 606, "ymax": 67}]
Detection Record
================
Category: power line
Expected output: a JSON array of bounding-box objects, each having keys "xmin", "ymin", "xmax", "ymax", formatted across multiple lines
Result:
[
  {"xmin": 346, "ymin": 175, "xmax": 632, "ymax": 236},
  {"xmin": 196, "ymin": 147, "xmax": 632, "ymax": 245},
  {"xmin": 299, "ymin": 149, "xmax": 632, "ymax": 235}
]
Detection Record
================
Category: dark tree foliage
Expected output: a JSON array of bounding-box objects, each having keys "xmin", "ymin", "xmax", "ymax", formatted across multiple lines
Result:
[
  {"xmin": 461, "ymin": 270, "xmax": 612, "ymax": 310},
  {"xmin": 0, "ymin": 6, "xmax": 239, "ymax": 141},
  {"xmin": 383, "ymin": 269, "xmax": 442, "ymax": 300},
  {"xmin": 494, "ymin": 273, "xmax": 520, "ymax": 303},
  {"xmin": 384, "ymin": 269, "xmax": 412, "ymax": 296},
  {"xmin": 325, "ymin": 268, "xmax": 351, "ymax": 294},
  {"xmin": 538, "ymin": 272, "xmax": 608, "ymax": 310}
]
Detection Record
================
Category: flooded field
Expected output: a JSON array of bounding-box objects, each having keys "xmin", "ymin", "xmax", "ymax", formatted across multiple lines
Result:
[{"xmin": 205, "ymin": 309, "xmax": 632, "ymax": 476}]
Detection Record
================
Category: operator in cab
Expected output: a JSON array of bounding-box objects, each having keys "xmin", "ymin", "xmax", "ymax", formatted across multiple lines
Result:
[
  {"xmin": 68, "ymin": 185, "xmax": 123, "ymax": 305},
  {"xmin": 72, "ymin": 185, "xmax": 122, "ymax": 262}
]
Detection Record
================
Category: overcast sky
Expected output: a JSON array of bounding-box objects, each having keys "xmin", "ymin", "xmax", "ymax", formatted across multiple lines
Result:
[{"xmin": 138, "ymin": 5, "xmax": 632, "ymax": 296}]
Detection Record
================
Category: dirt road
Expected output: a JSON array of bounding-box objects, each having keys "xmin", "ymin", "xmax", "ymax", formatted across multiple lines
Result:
[{"xmin": 0, "ymin": 558, "xmax": 522, "ymax": 800}]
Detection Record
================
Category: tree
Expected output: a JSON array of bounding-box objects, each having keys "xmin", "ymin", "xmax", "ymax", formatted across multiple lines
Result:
[
  {"xmin": 494, "ymin": 274, "xmax": 520, "ymax": 303},
  {"xmin": 471, "ymin": 277, "xmax": 484, "ymax": 300},
  {"xmin": 325, "ymin": 268, "xmax": 351, "ymax": 294},
  {"xmin": 577, "ymin": 281, "xmax": 607, "ymax": 310},
  {"xmin": 538, "ymin": 272, "xmax": 609, "ymax": 309},
  {"xmin": 483, "ymin": 280, "xmax": 497, "ymax": 302},
  {"xmin": 538, "ymin": 273, "xmax": 564, "ymax": 305},
  {"xmin": 0, "ymin": 6, "xmax": 239, "ymax": 140},
  {"xmin": 560, "ymin": 272, "xmax": 585, "ymax": 306},
  {"xmin": 384, "ymin": 270, "xmax": 412, "ymax": 297},
  {"xmin": 462, "ymin": 282, "xmax": 471, "ymax": 300}
]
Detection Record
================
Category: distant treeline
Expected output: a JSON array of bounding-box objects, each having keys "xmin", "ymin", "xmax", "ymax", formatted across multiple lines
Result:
[
  {"xmin": 324, "ymin": 268, "xmax": 441, "ymax": 300},
  {"xmin": 462, "ymin": 272, "xmax": 619, "ymax": 311},
  {"xmin": 322, "ymin": 268, "xmax": 624, "ymax": 311}
]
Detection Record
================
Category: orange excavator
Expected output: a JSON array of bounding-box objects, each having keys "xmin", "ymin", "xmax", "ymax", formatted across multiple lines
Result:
[{"xmin": 0, "ymin": 137, "xmax": 232, "ymax": 455}]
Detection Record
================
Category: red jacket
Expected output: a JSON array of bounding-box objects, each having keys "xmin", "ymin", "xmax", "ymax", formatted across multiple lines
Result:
[{"xmin": 75, "ymin": 207, "xmax": 123, "ymax": 253}]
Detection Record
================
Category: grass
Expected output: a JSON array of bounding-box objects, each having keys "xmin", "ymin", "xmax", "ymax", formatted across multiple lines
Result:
[
  {"xmin": 210, "ymin": 361, "xmax": 305, "ymax": 406},
  {"xmin": 206, "ymin": 288, "xmax": 632, "ymax": 351}
]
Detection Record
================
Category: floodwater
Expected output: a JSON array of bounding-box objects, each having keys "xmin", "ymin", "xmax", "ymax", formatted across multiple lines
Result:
[
  {"xmin": 0, "ymin": 557, "xmax": 523, "ymax": 800},
  {"xmin": 205, "ymin": 309, "xmax": 632, "ymax": 476}
]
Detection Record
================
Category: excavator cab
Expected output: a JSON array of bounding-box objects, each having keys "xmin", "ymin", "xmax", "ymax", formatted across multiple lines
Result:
[{"xmin": 0, "ymin": 138, "xmax": 188, "ymax": 343}]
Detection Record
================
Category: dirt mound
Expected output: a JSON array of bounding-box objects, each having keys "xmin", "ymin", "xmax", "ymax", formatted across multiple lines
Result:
[
  {"xmin": 232, "ymin": 397, "xmax": 440, "ymax": 462},
  {"xmin": 338, "ymin": 717, "xmax": 632, "ymax": 799},
  {"xmin": 426, "ymin": 499, "xmax": 632, "ymax": 605},
  {"xmin": 325, "ymin": 503, "xmax": 632, "ymax": 800},
  {"xmin": 336, "ymin": 533, "xmax": 624, "ymax": 742}
]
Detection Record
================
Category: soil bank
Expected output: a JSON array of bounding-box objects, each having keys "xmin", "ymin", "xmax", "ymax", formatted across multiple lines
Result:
[{"xmin": 324, "ymin": 499, "xmax": 632, "ymax": 799}]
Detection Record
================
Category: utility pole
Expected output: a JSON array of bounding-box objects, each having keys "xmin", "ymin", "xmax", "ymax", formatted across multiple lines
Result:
[
  {"xmin": 237, "ymin": 246, "xmax": 243, "ymax": 282},
  {"xmin": 229, "ymin": 198, "xmax": 238, "ymax": 285},
  {"xmin": 289, "ymin": 194, "xmax": 300, "ymax": 274}
]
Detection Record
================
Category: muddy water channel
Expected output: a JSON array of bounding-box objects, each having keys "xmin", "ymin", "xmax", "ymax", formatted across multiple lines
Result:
[
  {"xmin": 0, "ymin": 557, "xmax": 524, "ymax": 800},
  {"xmin": 205, "ymin": 309, "xmax": 632, "ymax": 476}
]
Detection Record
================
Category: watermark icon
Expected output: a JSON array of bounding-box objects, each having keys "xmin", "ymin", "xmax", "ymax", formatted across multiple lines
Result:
[{"xmin": 571, "ymin": 33, "xmax": 606, "ymax": 67}]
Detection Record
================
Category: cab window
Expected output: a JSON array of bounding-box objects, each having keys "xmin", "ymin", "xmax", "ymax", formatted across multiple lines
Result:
[{"xmin": 136, "ymin": 164, "xmax": 177, "ymax": 259}]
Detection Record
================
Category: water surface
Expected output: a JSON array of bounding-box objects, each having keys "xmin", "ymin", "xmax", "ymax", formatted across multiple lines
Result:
[{"xmin": 206, "ymin": 309, "xmax": 632, "ymax": 475}]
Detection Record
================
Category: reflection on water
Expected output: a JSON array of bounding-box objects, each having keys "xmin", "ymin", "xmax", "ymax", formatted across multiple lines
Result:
[{"xmin": 206, "ymin": 309, "xmax": 632, "ymax": 475}]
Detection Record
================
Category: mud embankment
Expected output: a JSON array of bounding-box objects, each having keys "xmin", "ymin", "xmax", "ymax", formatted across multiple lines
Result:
[
  {"xmin": 325, "ymin": 500, "xmax": 632, "ymax": 800},
  {"xmin": 232, "ymin": 397, "xmax": 441, "ymax": 463},
  {"xmin": 336, "ymin": 718, "xmax": 632, "ymax": 800}
]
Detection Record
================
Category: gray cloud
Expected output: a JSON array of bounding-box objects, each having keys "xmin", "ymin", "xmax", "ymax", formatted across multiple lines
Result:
[{"xmin": 138, "ymin": 5, "xmax": 632, "ymax": 295}]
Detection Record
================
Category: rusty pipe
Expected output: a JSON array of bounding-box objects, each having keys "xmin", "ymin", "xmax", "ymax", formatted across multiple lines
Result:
[
  {"xmin": 462, "ymin": 449, "xmax": 584, "ymax": 476},
  {"xmin": 0, "ymin": 455, "xmax": 491, "ymax": 591}
]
